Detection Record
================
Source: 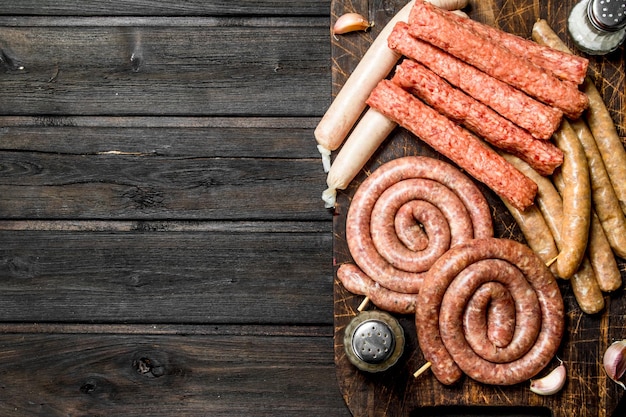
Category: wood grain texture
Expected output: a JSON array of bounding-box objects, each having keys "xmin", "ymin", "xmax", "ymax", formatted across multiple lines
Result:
[
  {"xmin": 0, "ymin": 0, "xmax": 330, "ymax": 16},
  {"xmin": 331, "ymin": 0, "xmax": 626, "ymax": 416},
  {"xmin": 0, "ymin": 19, "xmax": 330, "ymax": 116},
  {"xmin": 0, "ymin": 229, "xmax": 332, "ymax": 323},
  {"xmin": 0, "ymin": 332, "xmax": 347, "ymax": 417},
  {"xmin": 0, "ymin": 1, "xmax": 346, "ymax": 415}
]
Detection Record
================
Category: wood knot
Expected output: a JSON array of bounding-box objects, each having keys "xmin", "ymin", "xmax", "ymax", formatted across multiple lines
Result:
[{"xmin": 133, "ymin": 357, "xmax": 165, "ymax": 378}]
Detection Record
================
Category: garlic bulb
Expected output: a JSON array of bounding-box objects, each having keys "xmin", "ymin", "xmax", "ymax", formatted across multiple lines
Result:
[
  {"xmin": 603, "ymin": 340, "xmax": 626, "ymax": 389},
  {"xmin": 530, "ymin": 360, "xmax": 566, "ymax": 395}
]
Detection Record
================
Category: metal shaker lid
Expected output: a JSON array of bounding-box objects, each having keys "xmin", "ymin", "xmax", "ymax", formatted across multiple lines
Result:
[
  {"xmin": 588, "ymin": 0, "xmax": 626, "ymax": 31},
  {"xmin": 343, "ymin": 310, "xmax": 405, "ymax": 373}
]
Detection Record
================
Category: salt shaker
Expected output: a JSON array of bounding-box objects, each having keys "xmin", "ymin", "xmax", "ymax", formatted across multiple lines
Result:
[
  {"xmin": 343, "ymin": 310, "xmax": 405, "ymax": 373},
  {"xmin": 568, "ymin": 0, "xmax": 626, "ymax": 55}
]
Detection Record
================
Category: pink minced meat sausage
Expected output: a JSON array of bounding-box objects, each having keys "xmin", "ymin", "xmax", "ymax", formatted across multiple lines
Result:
[
  {"xmin": 344, "ymin": 156, "xmax": 493, "ymax": 296},
  {"xmin": 392, "ymin": 59, "xmax": 564, "ymax": 176},
  {"xmin": 366, "ymin": 80, "xmax": 538, "ymax": 211},
  {"xmin": 408, "ymin": 0, "xmax": 588, "ymax": 119},
  {"xmin": 336, "ymin": 263, "xmax": 418, "ymax": 314},
  {"xmin": 416, "ymin": 238, "xmax": 564, "ymax": 386},
  {"xmin": 388, "ymin": 22, "xmax": 563, "ymax": 140}
]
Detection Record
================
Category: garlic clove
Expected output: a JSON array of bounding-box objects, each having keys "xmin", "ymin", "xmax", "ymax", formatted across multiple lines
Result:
[
  {"xmin": 530, "ymin": 359, "xmax": 566, "ymax": 396},
  {"xmin": 332, "ymin": 13, "xmax": 374, "ymax": 37},
  {"xmin": 603, "ymin": 339, "xmax": 626, "ymax": 389}
]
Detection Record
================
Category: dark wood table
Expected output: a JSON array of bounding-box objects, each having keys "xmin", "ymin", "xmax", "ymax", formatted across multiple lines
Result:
[{"xmin": 0, "ymin": 1, "xmax": 351, "ymax": 415}]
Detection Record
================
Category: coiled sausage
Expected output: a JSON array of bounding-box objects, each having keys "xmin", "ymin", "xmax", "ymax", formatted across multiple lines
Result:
[
  {"xmin": 345, "ymin": 156, "xmax": 493, "ymax": 295},
  {"xmin": 416, "ymin": 238, "xmax": 564, "ymax": 385}
]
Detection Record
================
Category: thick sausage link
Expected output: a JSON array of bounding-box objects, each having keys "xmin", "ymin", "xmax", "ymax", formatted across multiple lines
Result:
[
  {"xmin": 504, "ymin": 153, "xmax": 605, "ymax": 313},
  {"xmin": 346, "ymin": 156, "xmax": 493, "ymax": 294},
  {"xmin": 569, "ymin": 118, "xmax": 626, "ymax": 259},
  {"xmin": 552, "ymin": 121, "xmax": 591, "ymax": 279},
  {"xmin": 337, "ymin": 263, "xmax": 418, "ymax": 314},
  {"xmin": 416, "ymin": 238, "xmax": 564, "ymax": 386},
  {"xmin": 532, "ymin": 19, "xmax": 626, "ymax": 217}
]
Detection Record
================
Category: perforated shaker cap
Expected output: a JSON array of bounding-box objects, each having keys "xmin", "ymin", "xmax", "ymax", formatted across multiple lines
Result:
[
  {"xmin": 588, "ymin": 0, "xmax": 626, "ymax": 31},
  {"xmin": 343, "ymin": 310, "xmax": 405, "ymax": 373}
]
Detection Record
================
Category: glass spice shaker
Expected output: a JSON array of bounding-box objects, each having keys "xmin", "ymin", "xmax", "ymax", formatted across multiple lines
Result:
[{"xmin": 568, "ymin": 0, "xmax": 626, "ymax": 55}]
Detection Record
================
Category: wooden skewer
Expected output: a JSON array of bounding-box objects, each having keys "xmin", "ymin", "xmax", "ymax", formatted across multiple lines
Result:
[
  {"xmin": 357, "ymin": 296, "xmax": 370, "ymax": 312},
  {"xmin": 413, "ymin": 361, "xmax": 432, "ymax": 378},
  {"xmin": 546, "ymin": 254, "xmax": 559, "ymax": 267}
]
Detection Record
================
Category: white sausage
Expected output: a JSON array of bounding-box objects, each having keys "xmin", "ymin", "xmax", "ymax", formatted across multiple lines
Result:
[{"xmin": 315, "ymin": 0, "xmax": 469, "ymax": 171}]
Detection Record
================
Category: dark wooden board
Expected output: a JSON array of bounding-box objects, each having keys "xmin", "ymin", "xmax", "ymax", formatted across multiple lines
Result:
[
  {"xmin": 0, "ymin": 117, "xmax": 329, "ymax": 220},
  {"xmin": 0, "ymin": 0, "xmax": 330, "ymax": 16},
  {"xmin": 0, "ymin": 225, "xmax": 332, "ymax": 324},
  {"xmin": 0, "ymin": 3, "xmax": 347, "ymax": 415},
  {"xmin": 0, "ymin": 18, "xmax": 329, "ymax": 116},
  {"xmin": 331, "ymin": 1, "xmax": 626, "ymax": 416},
  {"xmin": 0, "ymin": 329, "xmax": 348, "ymax": 417}
]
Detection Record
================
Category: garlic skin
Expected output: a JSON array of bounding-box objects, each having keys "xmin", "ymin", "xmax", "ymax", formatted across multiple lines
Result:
[
  {"xmin": 332, "ymin": 13, "xmax": 374, "ymax": 37},
  {"xmin": 530, "ymin": 360, "xmax": 566, "ymax": 396},
  {"xmin": 603, "ymin": 340, "xmax": 626, "ymax": 389}
]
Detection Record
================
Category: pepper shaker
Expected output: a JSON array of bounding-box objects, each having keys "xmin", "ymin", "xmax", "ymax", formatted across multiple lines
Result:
[
  {"xmin": 568, "ymin": 0, "xmax": 626, "ymax": 55},
  {"xmin": 343, "ymin": 310, "xmax": 405, "ymax": 373}
]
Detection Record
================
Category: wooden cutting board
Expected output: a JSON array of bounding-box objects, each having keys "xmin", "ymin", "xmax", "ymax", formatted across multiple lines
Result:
[{"xmin": 331, "ymin": 1, "xmax": 626, "ymax": 416}]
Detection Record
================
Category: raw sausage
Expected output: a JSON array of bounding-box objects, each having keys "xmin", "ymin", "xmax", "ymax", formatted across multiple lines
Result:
[
  {"xmin": 501, "ymin": 198, "xmax": 559, "ymax": 273},
  {"xmin": 345, "ymin": 155, "xmax": 493, "ymax": 295},
  {"xmin": 531, "ymin": 20, "xmax": 626, "ymax": 216},
  {"xmin": 463, "ymin": 282, "xmax": 516, "ymax": 351},
  {"xmin": 416, "ymin": 238, "xmax": 564, "ymax": 385},
  {"xmin": 388, "ymin": 22, "xmax": 562, "ymax": 140},
  {"xmin": 443, "ymin": 12, "xmax": 588, "ymax": 84},
  {"xmin": 569, "ymin": 118, "xmax": 626, "ymax": 259},
  {"xmin": 502, "ymin": 154, "xmax": 605, "ymax": 313},
  {"xmin": 366, "ymin": 80, "xmax": 538, "ymax": 210},
  {"xmin": 551, "ymin": 121, "xmax": 591, "ymax": 279},
  {"xmin": 322, "ymin": 109, "xmax": 397, "ymax": 208},
  {"xmin": 408, "ymin": 0, "xmax": 588, "ymax": 119},
  {"xmin": 337, "ymin": 263, "xmax": 418, "ymax": 314},
  {"xmin": 392, "ymin": 59, "xmax": 564, "ymax": 175},
  {"xmin": 314, "ymin": 0, "xmax": 468, "ymax": 171}
]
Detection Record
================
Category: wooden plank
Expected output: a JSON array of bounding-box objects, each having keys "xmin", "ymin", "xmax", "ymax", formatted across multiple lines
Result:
[
  {"xmin": 330, "ymin": 0, "xmax": 626, "ymax": 416},
  {"xmin": 0, "ymin": 228, "xmax": 333, "ymax": 324},
  {"xmin": 0, "ymin": 115, "xmax": 330, "ymax": 219},
  {"xmin": 0, "ymin": 18, "xmax": 330, "ymax": 116},
  {"xmin": 0, "ymin": 331, "xmax": 350, "ymax": 417},
  {"xmin": 0, "ymin": 152, "xmax": 328, "ymax": 219},
  {"xmin": 0, "ymin": 0, "xmax": 330, "ymax": 16},
  {"xmin": 0, "ymin": 116, "xmax": 322, "ymax": 158}
]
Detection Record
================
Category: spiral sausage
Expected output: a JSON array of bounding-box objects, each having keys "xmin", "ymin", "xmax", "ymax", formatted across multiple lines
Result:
[
  {"xmin": 416, "ymin": 238, "xmax": 564, "ymax": 386},
  {"xmin": 345, "ymin": 156, "xmax": 493, "ymax": 296}
]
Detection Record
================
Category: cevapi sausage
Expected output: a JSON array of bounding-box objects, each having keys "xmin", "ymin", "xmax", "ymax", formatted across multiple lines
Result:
[
  {"xmin": 443, "ymin": 11, "xmax": 588, "ymax": 84},
  {"xmin": 388, "ymin": 22, "xmax": 562, "ymax": 140},
  {"xmin": 346, "ymin": 156, "xmax": 493, "ymax": 295},
  {"xmin": 367, "ymin": 80, "xmax": 538, "ymax": 211},
  {"xmin": 408, "ymin": 0, "xmax": 588, "ymax": 119},
  {"xmin": 416, "ymin": 238, "xmax": 564, "ymax": 386},
  {"xmin": 392, "ymin": 59, "xmax": 564, "ymax": 175}
]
